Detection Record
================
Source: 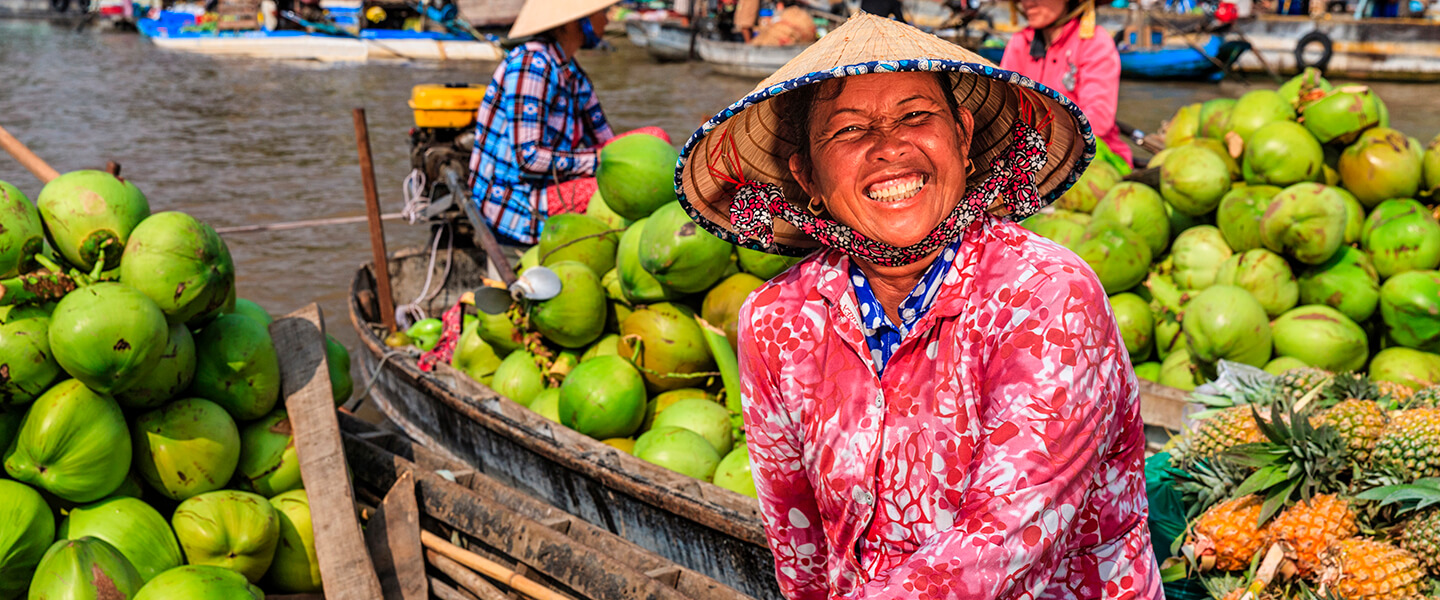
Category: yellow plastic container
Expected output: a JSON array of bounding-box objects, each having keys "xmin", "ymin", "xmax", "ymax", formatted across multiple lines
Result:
[{"xmin": 409, "ymin": 84, "xmax": 488, "ymax": 128}]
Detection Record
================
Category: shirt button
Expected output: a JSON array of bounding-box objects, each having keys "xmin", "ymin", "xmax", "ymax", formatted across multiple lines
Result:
[{"xmin": 873, "ymin": 390, "xmax": 884, "ymax": 409}]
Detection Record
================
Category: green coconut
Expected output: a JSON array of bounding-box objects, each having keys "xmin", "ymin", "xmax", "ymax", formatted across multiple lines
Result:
[
  {"xmin": 0, "ymin": 304, "xmax": 61, "ymax": 407},
  {"xmin": 1161, "ymin": 349, "xmax": 1203, "ymax": 390},
  {"xmin": 736, "ymin": 246, "xmax": 803, "ymax": 280},
  {"xmin": 1183, "ymin": 285, "xmax": 1273, "ymax": 374},
  {"xmin": 1424, "ymin": 134, "xmax": 1440, "ymax": 196},
  {"xmin": 191, "ymin": 314, "xmax": 281, "ymax": 421},
  {"xmin": 558, "ymin": 355, "xmax": 647, "ymax": 440},
  {"xmin": 1369, "ymin": 348, "xmax": 1440, "ymax": 392},
  {"xmin": 236, "ymin": 409, "xmax": 301, "ymax": 498},
  {"xmin": 1092, "ymin": 182, "xmax": 1170, "ymax": 255},
  {"xmin": 1381, "ymin": 270, "xmax": 1440, "ymax": 353},
  {"xmin": 617, "ymin": 302, "xmax": 715, "ymax": 393},
  {"xmin": 639, "ymin": 201, "xmax": 734, "ymax": 294},
  {"xmin": 325, "ymin": 334, "xmax": 352, "ymax": 405},
  {"xmin": 48, "ymin": 282, "xmax": 168, "ymax": 394},
  {"xmin": 518, "ymin": 246, "xmax": 540, "ymax": 273},
  {"xmin": 171, "ymin": 490, "xmax": 279, "ymax": 583},
  {"xmin": 602, "ymin": 268, "xmax": 625, "ymax": 301},
  {"xmin": 1165, "ymin": 200, "xmax": 1209, "ymax": 242},
  {"xmin": 1338, "ymin": 127, "xmax": 1423, "ymax": 207},
  {"xmin": 117, "ymin": 322, "xmax": 196, "ymax": 410},
  {"xmin": 1164, "ymin": 103, "xmax": 1202, "ymax": 147},
  {"xmin": 1297, "ymin": 246, "xmax": 1381, "ymax": 323},
  {"xmin": 4, "ymin": 380, "xmax": 130, "ymax": 503},
  {"xmin": 530, "ymin": 388, "xmax": 562, "ymax": 422},
  {"xmin": 712, "ymin": 446, "xmax": 756, "ymax": 498},
  {"xmin": 644, "ymin": 388, "xmax": 712, "ymax": 430},
  {"xmin": 1259, "ymin": 182, "xmax": 1346, "ymax": 265},
  {"xmin": 531, "ymin": 260, "xmax": 608, "ymax": 348},
  {"xmin": 1134, "ymin": 362, "xmax": 1162, "ymax": 382},
  {"xmin": 35, "ymin": 170, "xmax": 150, "ymax": 271},
  {"xmin": 1264, "ymin": 356, "xmax": 1311, "ymax": 375},
  {"xmin": 580, "ymin": 333, "xmax": 621, "ymax": 362},
  {"xmin": 228, "ymin": 299, "xmax": 272, "ymax": 327},
  {"xmin": 473, "ymin": 309, "xmax": 522, "ymax": 357},
  {"xmin": 1361, "ymin": 198, "xmax": 1440, "ymax": 278},
  {"xmin": 1171, "ymin": 225, "xmax": 1234, "ymax": 290},
  {"xmin": 1057, "ymin": 161, "xmax": 1122, "ymax": 213},
  {"xmin": 133, "ymin": 398, "xmax": 240, "ymax": 501},
  {"xmin": 702, "ymin": 273, "xmax": 764, "ymax": 349},
  {"xmin": 1228, "ymin": 89, "xmax": 1296, "ymax": 142},
  {"xmin": 27, "ymin": 537, "xmax": 144, "ymax": 600},
  {"xmin": 1216, "ymin": 185, "xmax": 1281, "ymax": 252},
  {"xmin": 59, "ymin": 497, "xmax": 182, "ymax": 583},
  {"xmin": 0, "ymin": 480, "xmax": 54, "ymax": 600},
  {"xmin": 584, "ymin": 190, "xmax": 632, "ymax": 229},
  {"xmin": 616, "ymin": 219, "xmax": 676, "ymax": 303},
  {"xmin": 265, "ymin": 490, "xmax": 320, "ymax": 593},
  {"xmin": 1109, "ymin": 293, "xmax": 1154, "ymax": 362},
  {"xmin": 1074, "ymin": 222, "xmax": 1152, "ymax": 294},
  {"xmin": 133, "ymin": 565, "xmax": 264, "ymax": 600},
  {"xmin": 538, "ymin": 213, "xmax": 620, "ymax": 278},
  {"xmin": 0, "ymin": 181, "xmax": 44, "ymax": 279},
  {"xmin": 1334, "ymin": 187, "xmax": 1365, "ymax": 244},
  {"xmin": 1188, "ymin": 138, "xmax": 1243, "ymax": 180},
  {"xmin": 1278, "ymin": 67, "xmax": 1332, "ymax": 107},
  {"xmin": 1271, "ymin": 305, "xmax": 1369, "ymax": 372},
  {"xmin": 1299, "ymin": 85, "xmax": 1385, "ymax": 145},
  {"xmin": 492, "ymin": 350, "xmax": 546, "ymax": 407},
  {"xmin": 1019, "ymin": 209, "xmax": 1091, "ymax": 251},
  {"xmin": 1215, "ymin": 249, "xmax": 1299, "ymax": 318},
  {"xmin": 634, "ymin": 426, "xmax": 721, "ymax": 481},
  {"xmin": 1160, "ymin": 145, "xmax": 1232, "ymax": 217},
  {"xmin": 1198, "ymin": 98, "xmax": 1236, "ymax": 140},
  {"xmin": 651, "ymin": 397, "xmax": 733, "ymax": 456},
  {"xmin": 1243, "ymin": 121, "xmax": 1325, "ymax": 187},
  {"xmin": 451, "ymin": 324, "xmax": 503, "ymax": 384},
  {"xmin": 596, "ymin": 133, "xmax": 679, "ymax": 220},
  {"xmin": 119, "ymin": 212, "xmax": 235, "ymax": 325}
]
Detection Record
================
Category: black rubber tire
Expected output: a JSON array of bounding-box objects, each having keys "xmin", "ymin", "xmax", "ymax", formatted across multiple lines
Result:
[
  {"xmin": 49, "ymin": 0, "xmax": 71, "ymax": 13},
  {"xmin": 1294, "ymin": 30, "xmax": 1334, "ymax": 73}
]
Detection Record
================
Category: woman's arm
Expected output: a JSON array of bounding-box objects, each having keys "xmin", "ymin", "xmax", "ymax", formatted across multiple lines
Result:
[
  {"xmin": 577, "ymin": 68, "xmax": 616, "ymax": 145},
  {"xmin": 508, "ymin": 51, "xmax": 602, "ymax": 177},
  {"xmin": 847, "ymin": 268, "xmax": 1140, "ymax": 599},
  {"xmin": 739, "ymin": 299, "xmax": 830, "ymax": 600}
]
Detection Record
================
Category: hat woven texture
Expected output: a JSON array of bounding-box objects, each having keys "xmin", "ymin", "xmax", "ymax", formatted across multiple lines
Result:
[
  {"xmin": 509, "ymin": 0, "xmax": 620, "ymax": 38},
  {"xmin": 675, "ymin": 13, "xmax": 1096, "ymax": 256}
]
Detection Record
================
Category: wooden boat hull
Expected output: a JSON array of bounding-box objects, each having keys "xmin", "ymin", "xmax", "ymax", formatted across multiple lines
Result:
[
  {"xmin": 695, "ymin": 37, "xmax": 806, "ymax": 78},
  {"xmin": 350, "ymin": 247, "xmax": 782, "ymax": 600}
]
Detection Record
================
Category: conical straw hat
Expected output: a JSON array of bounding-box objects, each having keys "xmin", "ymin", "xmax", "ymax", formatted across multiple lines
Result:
[
  {"xmin": 509, "ymin": 0, "xmax": 620, "ymax": 39},
  {"xmin": 675, "ymin": 13, "xmax": 1095, "ymax": 256}
]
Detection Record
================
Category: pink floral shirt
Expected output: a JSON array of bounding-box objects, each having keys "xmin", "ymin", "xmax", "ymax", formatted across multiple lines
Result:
[{"xmin": 738, "ymin": 214, "xmax": 1161, "ymax": 599}]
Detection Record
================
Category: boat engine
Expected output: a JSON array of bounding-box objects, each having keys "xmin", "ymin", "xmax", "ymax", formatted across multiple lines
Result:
[{"xmin": 405, "ymin": 83, "xmax": 486, "ymax": 224}]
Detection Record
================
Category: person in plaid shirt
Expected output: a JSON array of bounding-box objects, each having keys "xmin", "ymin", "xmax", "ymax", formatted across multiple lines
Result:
[{"xmin": 469, "ymin": 0, "xmax": 669, "ymax": 244}]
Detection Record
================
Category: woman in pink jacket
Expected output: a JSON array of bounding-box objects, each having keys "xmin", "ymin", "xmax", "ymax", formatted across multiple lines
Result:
[
  {"xmin": 675, "ymin": 14, "xmax": 1159, "ymax": 600},
  {"xmin": 1000, "ymin": 0, "xmax": 1132, "ymax": 168}
]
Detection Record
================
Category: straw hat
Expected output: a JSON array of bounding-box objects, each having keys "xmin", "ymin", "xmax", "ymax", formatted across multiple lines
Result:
[
  {"xmin": 675, "ymin": 13, "xmax": 1095, "ymax": 257},
  {"xmin": 509, "ymin": 0, "xmax": 620, "ymax": 39}
]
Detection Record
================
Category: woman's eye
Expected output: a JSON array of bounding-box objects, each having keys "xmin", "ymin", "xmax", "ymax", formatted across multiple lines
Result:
[
  {"xmin": 904, "ymin": 111, "xmax": 931, "ymax": 121},
  {"xmin": 833, "ymin": 126, "xmax": 862, "ymax": 137}
]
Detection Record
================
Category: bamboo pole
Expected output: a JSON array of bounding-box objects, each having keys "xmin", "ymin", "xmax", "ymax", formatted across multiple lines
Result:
[
  {"xmin": 0, "ymin": 124, "xmax": 60, "ymax": 183},
  {"xmin": 213, "ymin": 213, "xmax": 404, "ymax": 235},
  {"xmin": 418, "ymin": 530, "xmax": 567, "ymax": 600},
  {"xmin": 353, "ymin": 108, "xmax": 399, "ymax": 333}
]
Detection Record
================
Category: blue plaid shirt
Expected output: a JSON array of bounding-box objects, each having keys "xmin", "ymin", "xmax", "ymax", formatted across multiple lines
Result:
[
  {"xmin": 849, "ymin": 235, "xmax": 965, "ymax": 374},
  {"xmin": 469, "ymin": 40, "xmax": 614, "ymax": 244}
]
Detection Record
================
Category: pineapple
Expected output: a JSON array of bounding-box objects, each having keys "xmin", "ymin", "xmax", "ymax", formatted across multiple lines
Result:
[
  {"xmin": 1371, "ymin": 409, "xmax": 1440, "ymax": 482},
  {"xmin": 1398, "ymin": 507, "xmax": 1440, "ymax": 576},
  {"xmin": 1317, "ymin": 538, "xmax": 1426, "ymax": 600},
  {"xmin": 1309, "ymin": 399, "xmax": 1388, "ymax": 463},
  {"xmin": 1404, "ymin": 384, "xmax": 1440, "ymax": 409},
  {"xmin": 1173, "ymin": 406, "xmax": 1265, "ymax": 465},
  {"xmin": 1377, "ymin": 380, "xmax": 1416, "ymax": 408},
  {"xmin": 1192, "ymin": 495, "xmax": 1269, "ymax": 571},
  {"xmin": 1278, "ymin": 367, "xmax": 1333, "ymax": 403},
  {"xmin": 1264, "ymin": 494, "xmax": 1358, "ymax": 578}
]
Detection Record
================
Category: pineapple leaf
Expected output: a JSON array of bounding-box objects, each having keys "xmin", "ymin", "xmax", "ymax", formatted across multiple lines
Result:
[
  {"xmin": 1235, "ymin": 465, "xmax": 1289, "ymax": 498},
  {"xmin": 1354, "ymin": 479, "xmax": 1440, "ymax": 513},
  {"xmin": 1258, "ymin": 478, "xmax": 1300, "ymax": 524}
]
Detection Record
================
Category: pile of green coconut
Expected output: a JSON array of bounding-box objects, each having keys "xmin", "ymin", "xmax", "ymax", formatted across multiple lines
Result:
[
  {"xmin": 1023, "ymin": 68, "xmax": 1440, "ymax": 392},
  {"xmin": 391, "ymin": 133, "xmax": 801, "ymax": 497},
  {"xmin": 0, "ymin": 172, "xmax": 353, "ymax": 599}
]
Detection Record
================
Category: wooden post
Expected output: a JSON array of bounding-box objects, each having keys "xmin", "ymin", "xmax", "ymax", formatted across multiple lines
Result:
[
  {"xmin": 353, "ymin": 108, "xmax": 399, "ymax": 333},
  {"xmin": 0, "ymin": 124, "xmax": 60, "ymax": 183},
  {"xmin": 366, "ymin": 471, "xmax": 429, "ymax": 600},
  {"xmin": 271, "ymin": 304, "xmax": 385, "ymax": 600}
]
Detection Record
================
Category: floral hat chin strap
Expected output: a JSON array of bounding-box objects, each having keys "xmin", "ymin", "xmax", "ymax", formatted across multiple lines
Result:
[{"xmin": 716, "ymin": 116, "xmax": 1052, "ymax": 268}]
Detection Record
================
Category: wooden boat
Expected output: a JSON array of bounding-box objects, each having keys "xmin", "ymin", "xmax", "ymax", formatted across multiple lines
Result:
[
  {"xmin": 452, "ymin": 0, "xmax": 521, "ymax": 27},
  {"xmin": 694, "ymin": 36, "xmax": 807, "ymax": 78},
  {"xmin": 625, "ymin": 19, "xmax": 694, "ymax": 61},
  {"xmin": 136, "ymin": 10, "xmax": 503, "ymax": 61},
  {"xmin": 349, "ymin": 242, "xmax": 1197, "ymax": 600}
]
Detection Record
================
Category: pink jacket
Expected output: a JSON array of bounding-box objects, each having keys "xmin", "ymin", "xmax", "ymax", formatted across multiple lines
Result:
[
  {"xmin": 738, "ymin": 215, "xmax": 1161, "ymax": 599},
  {"xmin": 1000, "ymin": 20, "xmax": 1132, "ymax": 167}
]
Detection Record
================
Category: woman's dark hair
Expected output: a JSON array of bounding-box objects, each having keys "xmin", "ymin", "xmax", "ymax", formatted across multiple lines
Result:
[{"xmin": 775, "ymin": 71, "xmax": 967, "ymax": 159}]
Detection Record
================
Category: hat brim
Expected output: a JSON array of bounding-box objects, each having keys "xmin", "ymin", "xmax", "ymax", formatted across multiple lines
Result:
[{"xmin": 675, "ymin": 57, "xmax": 1096, "ymax": 257}]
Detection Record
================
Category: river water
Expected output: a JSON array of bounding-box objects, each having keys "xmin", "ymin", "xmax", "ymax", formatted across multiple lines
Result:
[{"xmin": 2, "ymin": 19, "xmax": 1437, "ymax": 358}]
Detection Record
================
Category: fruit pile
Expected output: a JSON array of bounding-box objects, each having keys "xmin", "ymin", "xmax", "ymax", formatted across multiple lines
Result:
[
  {"xmin": 1023, "ymin": 68, "xmax": 1440, "ymax": 393},
  {"xmin": 433, "ymin": 133, "xmax": 800, "ymax": 498},
  {"xmin": 0, "ymin": 172, "xmax": 353, "ymax": 599},
  {"xmin": 1162, "ymin": 363, "xmax": 1440, "ymax": 599}
]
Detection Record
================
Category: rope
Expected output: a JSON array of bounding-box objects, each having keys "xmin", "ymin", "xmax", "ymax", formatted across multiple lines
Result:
[
  {"xmin": 401, "ymin": 168, "xmax": 429, "ymax": 225},
  {"xmin": 393, "ymin": 221, "xmax": 455, "ymax": 329},
  {"xmin": 537, "ymin": 228, "xmax": 625, "ymax": 264},
  {"xmin": 349, "ymin": 348, "xmax": 410, "ymax": 411}
]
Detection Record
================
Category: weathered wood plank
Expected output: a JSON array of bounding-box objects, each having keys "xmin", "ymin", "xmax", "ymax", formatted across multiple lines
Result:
[
  {"xmin": 366, "ymin": 470, "xmax": 428, "ymax": 600},
  {"xmin": 1138, "ymin": 379, "xmax": 1193, "ymax": 431},
  {"xmin": 272, "ymin": 304, "xmax": 383, "ymax": 600},
  {"xmin": 428, "ymin": 550, "xmax": 513, "ymax": 600}
]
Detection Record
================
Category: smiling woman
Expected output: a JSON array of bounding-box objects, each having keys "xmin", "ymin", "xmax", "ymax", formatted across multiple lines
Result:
[{"xmin": 674, "ymin": 13, "xmax": 1163, "ymax": 600}]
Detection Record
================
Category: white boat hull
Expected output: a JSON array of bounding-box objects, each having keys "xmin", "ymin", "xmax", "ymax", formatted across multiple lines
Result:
[
  {"xmin": 148, "ymin": 33, "xmax": 503, "ymax": 62},
  {"xmin": 695, "ymin": 37, "xmax": 806, "ymax": 78}
]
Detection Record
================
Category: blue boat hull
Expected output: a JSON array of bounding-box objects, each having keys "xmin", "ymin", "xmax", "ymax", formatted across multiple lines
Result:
[{"xmin": 973, "ymin": 35, "xmax": 1226, "ymax": 81}]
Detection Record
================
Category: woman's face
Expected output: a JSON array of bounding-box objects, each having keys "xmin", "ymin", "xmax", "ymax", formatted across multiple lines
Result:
[
  {"xmin": 1021, "ymin": 0, "xmax": 1068, "ymax": 29},
  {"xmin": 789, "ymin": 72, "xmax": 974, "ymax": 250}
]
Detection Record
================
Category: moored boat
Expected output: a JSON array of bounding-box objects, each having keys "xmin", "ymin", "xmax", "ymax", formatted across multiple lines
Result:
[
  {"xmin": 694, "ymin": 36, "xmax": 807, "ymax": 78},
  {"xmin": 137, "ymin": 9, "xmax": 503, "ymax": 61},
  {"xmin": 974, "ymin": 33, "xmax": 1239, "ymax": 80},
  {"xmin": 627, "ymin": 18, "xmax": 694, "ymax": 61}
]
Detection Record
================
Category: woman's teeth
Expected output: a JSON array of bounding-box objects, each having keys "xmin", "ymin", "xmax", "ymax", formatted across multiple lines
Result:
[{"xmin": 865, "ymin": 175, "xmax": 926, "ymax": 203}]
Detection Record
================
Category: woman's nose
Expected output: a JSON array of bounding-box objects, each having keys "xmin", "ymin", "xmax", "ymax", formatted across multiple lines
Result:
[{"xmin": 867, "ymin": 129, "xmax": 913, "ymax": 161}]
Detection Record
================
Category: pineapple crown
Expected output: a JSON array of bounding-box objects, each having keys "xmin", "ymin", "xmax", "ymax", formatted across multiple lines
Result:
[
  {"xmin": 1225, "ymin": 403, "xmax": 1350, "ymax": 525},
  {"xmin": 1317, "ymin": 372, "xmax": 1379, "ymax": 409},
  {"xmin": 1355, "ymin": 477, "xmax": 1440, "ymax": 516}
]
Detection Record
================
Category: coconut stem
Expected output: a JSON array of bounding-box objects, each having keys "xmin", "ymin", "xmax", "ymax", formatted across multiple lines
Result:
[
  {"xmin": 0, "ymin": 272, "xmax": 78, "ymax": 306},
  {"xmin": 537, "ymin": 228, "xmax": 625, "ymax": 264},
  {"xmin": 695, "ymin": 317, "xmax": 742, "ymax": 415},
  {"xmin": 621, "ymin": 334, "xmax": 722, "ymax": 381}
]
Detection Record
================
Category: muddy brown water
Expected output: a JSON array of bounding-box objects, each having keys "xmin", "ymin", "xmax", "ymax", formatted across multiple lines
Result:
[{"xmin": 2, "ymin": 19, "xmax": 1437, "ymax": 375}]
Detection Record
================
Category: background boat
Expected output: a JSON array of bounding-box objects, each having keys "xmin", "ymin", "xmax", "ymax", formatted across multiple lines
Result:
[
  {"xmin": 626, "ymin": 18, "xmax": 694, "ymax": 61},
  {"xmin": 137, "ymin": 9, "xmax": 502, "ymax": 61},
  {"xmin": 694, "ymin": 36, "xmax": 807, "ymax": 78}
]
